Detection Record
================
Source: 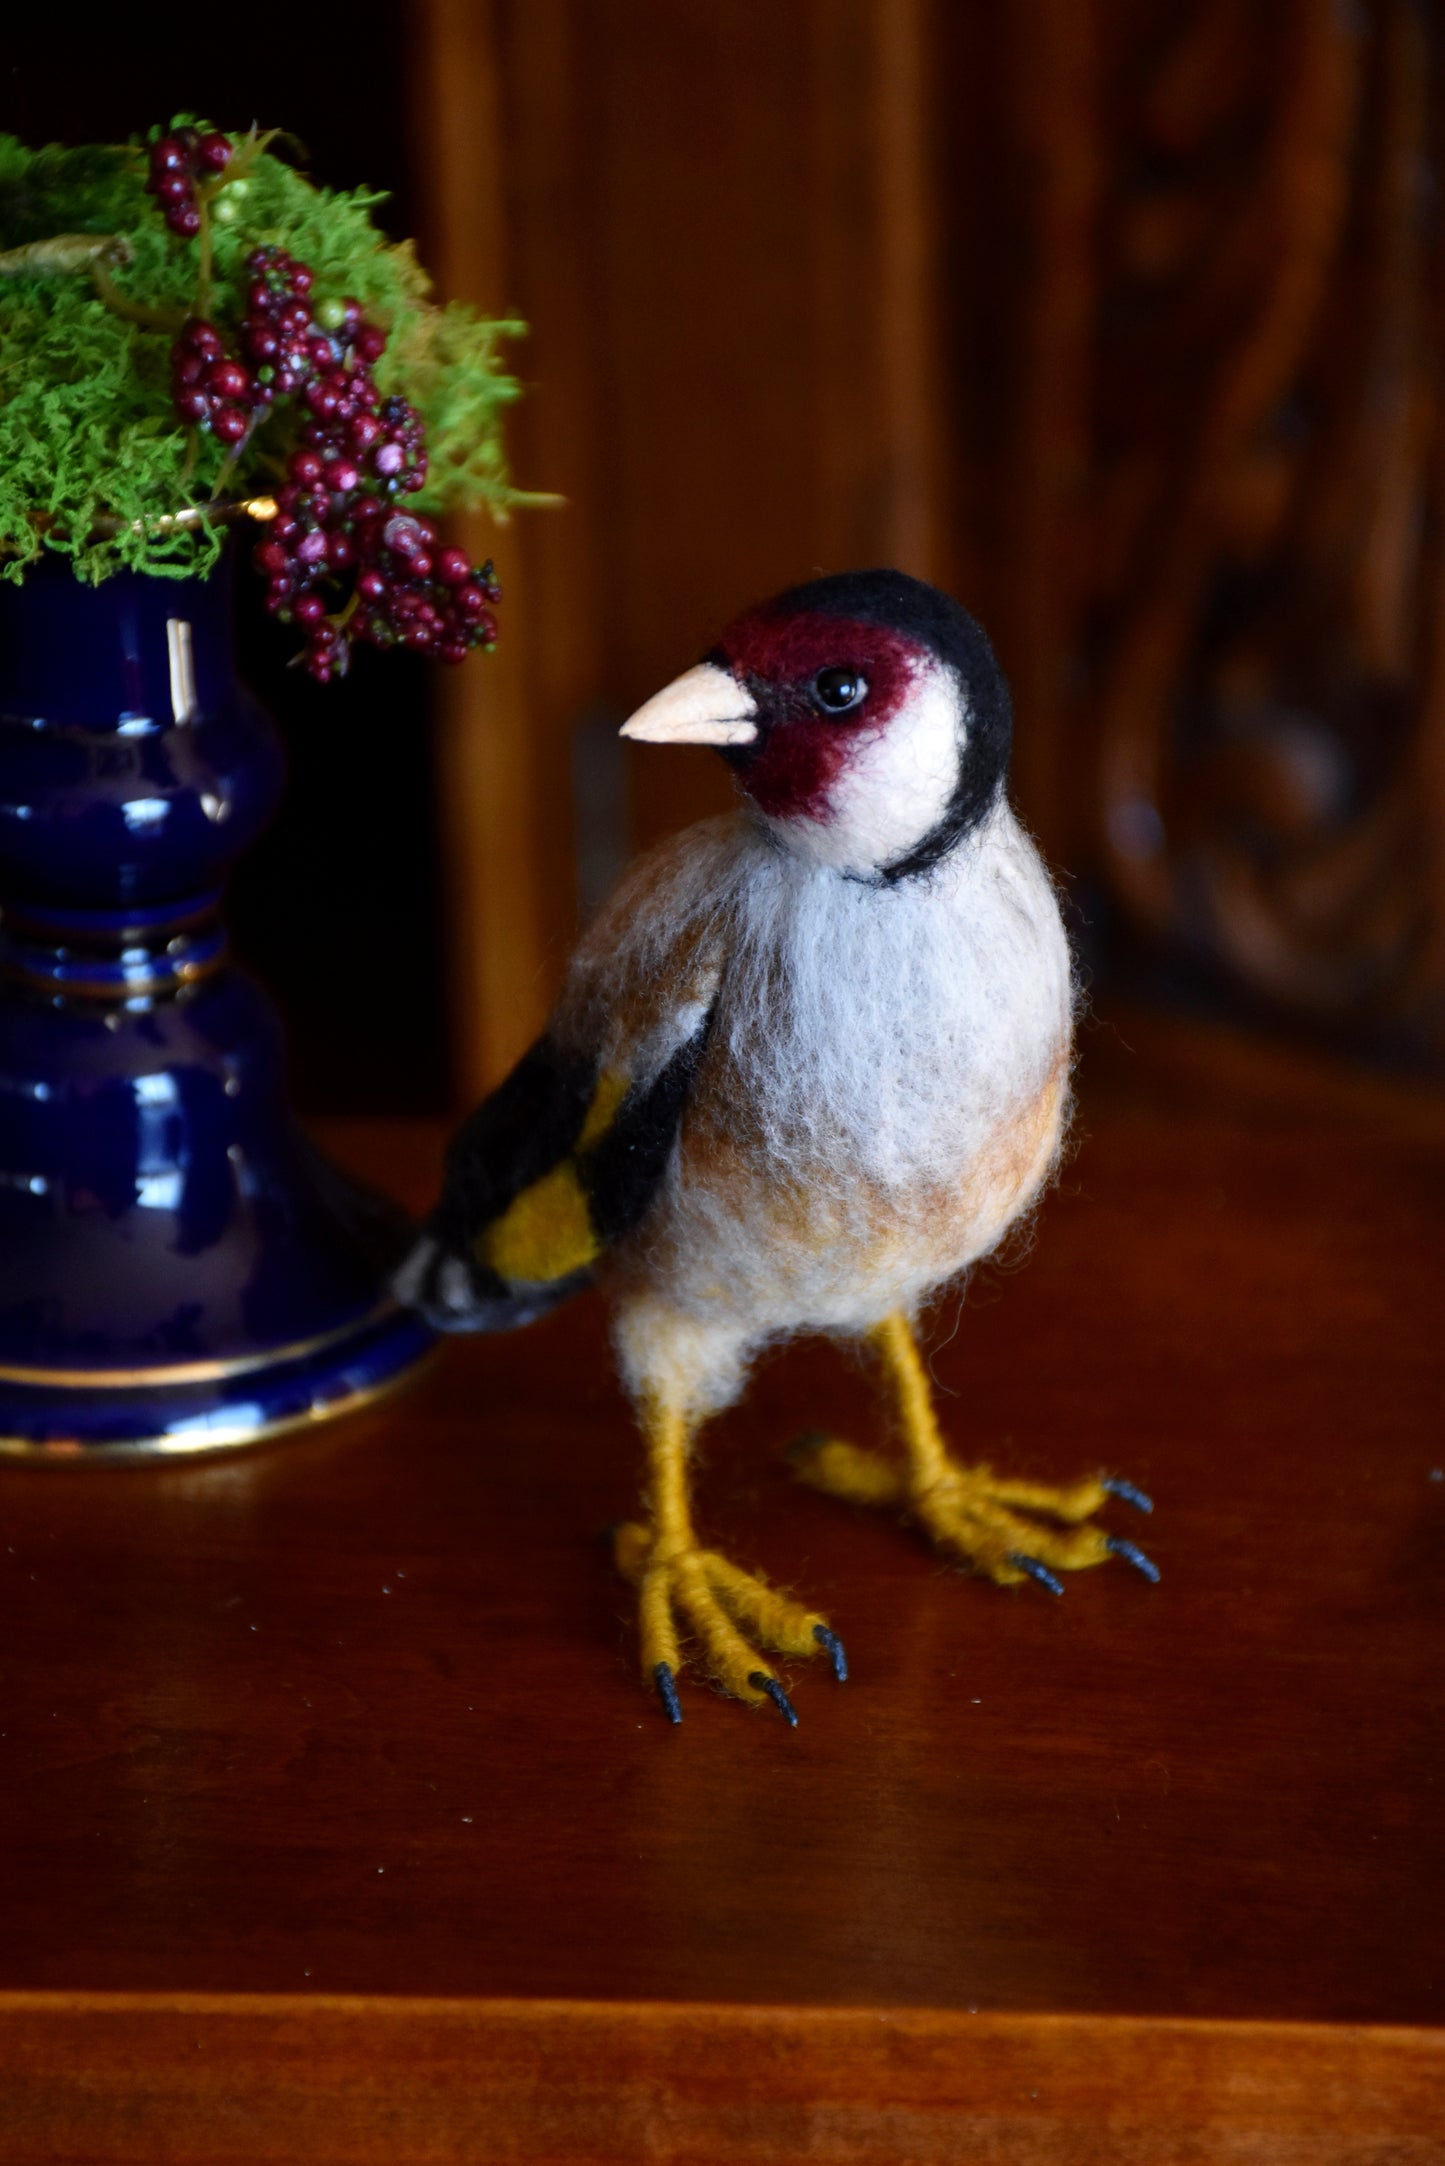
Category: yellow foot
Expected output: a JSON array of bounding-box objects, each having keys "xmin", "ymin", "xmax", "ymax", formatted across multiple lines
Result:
[
  {"xmin": 612, "ymin": 1523, "xmax": 848, "ymax": 1724},
  {"xmin": 791, "ymin": 1437, "xmax": 1158, "ymax": 1595}
]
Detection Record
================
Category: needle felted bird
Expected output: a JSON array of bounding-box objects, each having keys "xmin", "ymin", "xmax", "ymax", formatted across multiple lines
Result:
[{"xmin": 396, "ymin": 568, "xmax": 1156, "ymax": 1723}]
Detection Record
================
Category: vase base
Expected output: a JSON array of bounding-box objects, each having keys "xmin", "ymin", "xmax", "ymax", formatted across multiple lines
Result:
[{"xmin": 0, "ymin": 1302, "xmax": 434, "ymax": 1461}]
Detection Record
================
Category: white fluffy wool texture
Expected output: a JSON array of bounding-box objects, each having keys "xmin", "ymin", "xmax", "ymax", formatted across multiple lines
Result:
[{"xmin": 558, "ymin": 793, "xmax": 1074, "ymax": 1420}]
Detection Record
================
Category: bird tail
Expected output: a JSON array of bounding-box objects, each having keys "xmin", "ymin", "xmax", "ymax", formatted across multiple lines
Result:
[{"xmin": 391, "ymin": 1233, "xmax": 592, "ymax": 1334}]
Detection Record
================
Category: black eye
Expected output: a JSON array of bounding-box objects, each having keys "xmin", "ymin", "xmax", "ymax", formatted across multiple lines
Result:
[{"xmin": 812, "ymin": 666, "xmax": 868, "ymax": 714}]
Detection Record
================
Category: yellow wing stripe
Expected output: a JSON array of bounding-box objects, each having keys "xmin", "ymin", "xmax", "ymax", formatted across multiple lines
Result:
[
  {"xmin": 480, "ymin": 1162, "xmax": 598, "ymax": 1283},
  {"xmin": 578, "ymin": 1064, "xmax": 628, "ymax": 1148},
  {"xmin": 476, "ymin": 1066, "xmax": 629, "ymax": 1286}
]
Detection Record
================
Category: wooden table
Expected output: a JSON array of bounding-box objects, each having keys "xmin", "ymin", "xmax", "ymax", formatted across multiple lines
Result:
[{"xmin": 3, "ymin": 1011, "xmax": 1442, "ymax": 2161}]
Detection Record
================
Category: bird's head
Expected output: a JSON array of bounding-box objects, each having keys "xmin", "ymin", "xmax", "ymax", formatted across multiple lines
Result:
[{"xmin": 619, "ymin": 569, "xmax": 1012, "ymax": 882}]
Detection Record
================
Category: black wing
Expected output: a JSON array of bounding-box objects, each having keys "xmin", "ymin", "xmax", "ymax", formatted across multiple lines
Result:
[{"xmin": 393, "ymin": 1025, "xmax": 708, "ymax": 1332}]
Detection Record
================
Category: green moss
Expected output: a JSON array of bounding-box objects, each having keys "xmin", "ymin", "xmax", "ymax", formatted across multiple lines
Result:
[{"xmin": 0, "ymin": 125, "xmax": 526, "ymax": 583}]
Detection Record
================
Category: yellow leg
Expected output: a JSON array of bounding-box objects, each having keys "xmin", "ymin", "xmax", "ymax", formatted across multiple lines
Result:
[
  {"xmin": 613, "ymin": 1391, "xmax": 847, "ymax": 1723},
  {"xmin": 793, "ymin": 1311, "xmax": 1157, "ymax": 1592}
]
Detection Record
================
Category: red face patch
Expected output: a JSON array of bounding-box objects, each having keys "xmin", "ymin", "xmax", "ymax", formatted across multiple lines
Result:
[{"xmin": 716, "ymin": 608, "xmax": 923, "ymax": 821}]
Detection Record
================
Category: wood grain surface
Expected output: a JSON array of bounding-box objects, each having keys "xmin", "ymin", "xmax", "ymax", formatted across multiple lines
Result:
[
  {"xmin": 1, "ymin": 1011, "xmax": 1440, "ymax": 2157},
  {"xmin": 3, "ymin": 1996, "xmax": 1442, "ymax": 2165}
]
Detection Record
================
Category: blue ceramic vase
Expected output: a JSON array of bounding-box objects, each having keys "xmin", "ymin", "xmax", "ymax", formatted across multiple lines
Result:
[{"xmin": 0, "ymin": 554, "xmax": 432, "ymax": 1456}]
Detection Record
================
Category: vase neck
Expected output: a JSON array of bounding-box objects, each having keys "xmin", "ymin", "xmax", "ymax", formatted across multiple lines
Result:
[
  {"xmin": 0, "ymin": 554, "xmax": 283, "ymax": 1004},
  {"xmin": 0, "ymin": 554, "xmax": 237, "ymax": 733}
]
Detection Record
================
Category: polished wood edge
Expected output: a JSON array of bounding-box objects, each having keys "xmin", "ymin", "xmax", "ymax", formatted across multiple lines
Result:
[{"xmin": 2, "ymin": 1993, "xmax": 1441, "ymax": 2163}]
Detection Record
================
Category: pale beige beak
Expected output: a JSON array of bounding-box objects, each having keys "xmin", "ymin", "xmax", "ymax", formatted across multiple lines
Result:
[{"xmin": 619, "ymin": 662, "xmax": 758, "ymax": 747}]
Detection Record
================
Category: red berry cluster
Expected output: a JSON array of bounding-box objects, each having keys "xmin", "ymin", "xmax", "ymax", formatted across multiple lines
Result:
[
  {"xmin": 255, "ymin": 499, "xmax": 501, "ymax": 679},
  {"xmin": 238, "ymin": 246, "xmax": 389, "ymax": 403},
  {"xmin": 160, "ymin": 217, "xmax": 502, "ymax": 678},
  {"xmin": 236, "ymin": 247, "xmax": 498, "ymax": 678},
  {"xmin": 170, "ymin": 319, "xmax": 265, "ymax": 445},
  {"xmin": 146, "ymin": 127, "xmax": 232, "ymax": 238}
]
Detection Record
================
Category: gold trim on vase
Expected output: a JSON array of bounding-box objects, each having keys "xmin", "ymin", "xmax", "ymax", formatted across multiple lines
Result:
[
  {"xmin": 0, "ymin": 1299, "xmax": 405, "ymax": 1389},
  {"xmin": 0, "ymin": 950, "xmax": 226, "ymax": 1003},
  {"xmin": 0, "ymin": 1348, "xmax": 435, "ymax": 1463}
]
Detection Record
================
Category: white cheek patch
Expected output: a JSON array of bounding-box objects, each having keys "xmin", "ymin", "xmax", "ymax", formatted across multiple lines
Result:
[{"xmin": 766, "ymin": 659, "xmax": 964, "ymax": 876}]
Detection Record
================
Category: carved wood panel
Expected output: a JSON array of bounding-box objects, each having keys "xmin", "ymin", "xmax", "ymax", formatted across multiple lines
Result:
[
  {"xmin": 418, "ymin": 0, "xmax": 1445, "ymax": 1094},
  {"xmin": 1066, "ymin": 0, "xmax": 1443, "ymax": 1045}
]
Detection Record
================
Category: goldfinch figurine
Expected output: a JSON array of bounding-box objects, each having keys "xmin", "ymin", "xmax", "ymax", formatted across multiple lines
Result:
[{"xmin": 397, "ymin": 569, "xmax": 1156, "ymax": 1724}]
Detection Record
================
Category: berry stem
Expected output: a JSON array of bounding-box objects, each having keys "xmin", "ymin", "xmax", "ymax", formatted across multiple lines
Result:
[
  {"xmin": 217, "ymin": 125, "xmax": 277, "ymax": 188},
  {"xmin": 194, "ymin": 191, "xmax": 214, "ymax": 323},
  {"xmin": 211, "ymin": 427, "xmax": 259, "ymax": 500},
  {"xmin": 177, "ymin": 428, "xmax": 199, "ymax": 498}
]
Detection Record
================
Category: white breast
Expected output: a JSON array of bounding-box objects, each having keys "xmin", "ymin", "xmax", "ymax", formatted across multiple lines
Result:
[{"xmin": 637, "ymin": 797, "xmax": 1073, "ymax": 1341}]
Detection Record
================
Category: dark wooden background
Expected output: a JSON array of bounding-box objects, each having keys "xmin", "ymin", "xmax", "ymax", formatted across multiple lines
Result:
[{"xmin": 421, "ymin": 0, "xmax": 1445, "ymax": 1094}]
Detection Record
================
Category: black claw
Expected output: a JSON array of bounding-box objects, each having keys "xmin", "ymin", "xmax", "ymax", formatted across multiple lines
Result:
[
  {"xmin": 1009, "ymin": 1552, "xmax": 1065, "ymax": 1597},
  {"xmin": 653, "ymin": 1661, "xmax": 682, "ymax": 1724},
  {"xmin": 1102, "ymin": 1476, "xmax": 1154, "ymax": 1514},
  {"xmin": 1107, "ymin": 1535, "xmax": 1161, "ymax": 1584},
  {"xmin": 749, "ymin": 1671, "xmax": 799, "ymax": 1727},
  {"xmin": 813, "ymin": 1624, "xmax": 849, "ymax": 1682}
]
